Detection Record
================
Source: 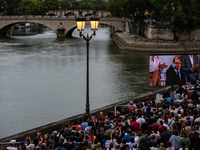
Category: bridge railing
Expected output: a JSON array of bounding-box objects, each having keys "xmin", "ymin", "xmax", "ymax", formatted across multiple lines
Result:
[{"xmin": 0, "ymin": 15, "xmax": 75, "ymax": 20}]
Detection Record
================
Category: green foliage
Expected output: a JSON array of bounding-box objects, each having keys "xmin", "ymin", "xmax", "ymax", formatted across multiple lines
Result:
[
  {"xmin": 80, "ymin": 0, "xmax": 100, "ymax": 10},
  {"xmin": 150, "ymin": 0, "xmax": 200, "ymax": 40},
  {"xmin": 106, "ymin": 0, "xmax": 200, "ymax": 38},
  {"xmin": 60, "ymin": 0, "xmax": 70, "ymax": 10},
  {"xmin": 44, "ymin": 0, "xmax": 59, "ymax": 10},
  {"xmin": 80, "ymin": 0, "xmax": 105, "ymax": 10},
  {"xmin": 71, "ymin": 1, "xmax": 80, "ymax": 10},
  {"xmin": 106, "ymin": 0, "xmax": 124, "ymax": 17},
  {"xmin": 106, "ymin": 0, "xmax": 151, "ymax": 36},
  {"xmin": 181, "ymin": 0, "xmax": 200, "ymax": 40},
  {"xmin": 0, "ymin": 0, "xmax": 19, "ymax": 15},
  {"xmin": 17, "ymin": 0, "xmax": 46, "ymax": 15}
]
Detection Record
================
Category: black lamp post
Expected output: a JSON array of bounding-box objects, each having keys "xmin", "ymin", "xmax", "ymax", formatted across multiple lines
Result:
[{"xmin": 75, "ymin": 11, "xmax": 100, "ymax": 118}]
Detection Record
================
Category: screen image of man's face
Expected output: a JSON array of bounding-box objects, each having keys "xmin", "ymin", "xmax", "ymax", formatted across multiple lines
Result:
[{"xmin": 175, "ymin": 59, "xmax": 182, "ymax": 70}]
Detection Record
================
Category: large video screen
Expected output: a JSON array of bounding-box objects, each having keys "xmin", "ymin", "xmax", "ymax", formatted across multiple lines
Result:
[{"xmin": 149, "ymin": 54, "xmax": 199, "ymax": 86}]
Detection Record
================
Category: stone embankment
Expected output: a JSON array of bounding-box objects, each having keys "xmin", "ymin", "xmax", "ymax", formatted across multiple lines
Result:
[
  {"xmin": 112, "ymin": 32, "xmax": 200, "ymax": 52},
  {"xmin": 0, "ymin": 87, "xmax": 170, "ymax": 149}
]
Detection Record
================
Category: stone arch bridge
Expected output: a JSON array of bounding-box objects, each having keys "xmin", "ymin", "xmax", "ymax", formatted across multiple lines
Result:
[{"xmin": 0, "ymin": 16, "xmax": 125, "ymax": 38}]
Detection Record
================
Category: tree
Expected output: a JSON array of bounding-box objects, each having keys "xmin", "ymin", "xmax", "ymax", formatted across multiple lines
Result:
[
  {"xmin": 0, "ymin": 0, "xmax": 8, "ymax": 14},
  {"xmin": 150, "ymin": 0, "xmax": 200, "ymax": 41},
  {"xmin": 181, "ymin": 0, "xmax": 200, "ymax": 41},
  {"xmin": 70, "ymin": 1, "xmax": 80, "ymax": 10},
  {"xmin": 60, "ymin": 0, "xmax": 70, "ymax": 10},
  {"xmin": 96, "ymin": 0, "xmax": 106, "ymax": 10},
  {"xmin": 80, "ymin": 0, "xmax": 104, "ymax": 10},
  {"xmin": 45, "ymin": 0, "xmax": 60, "ymax": 11},
  {"xmin": 107, "ymin": 0, "xmax": 151, "ymax": 36},
  {"xmin": 150, "ymin": 0, "xmax": 184, "ymax": 40},
  {"xmin": 1, "ymin": 0, "xmax": 20, "ymax": 15},
  {"xmin": 17, "ymin": 0, "xmax": 45, "ymax": 15},
  {"xmin": 106, "ymin": 0, "xmax": 124, "ymax": 17},
  {"xmin": 134, "ymin": 0, "xmax": 151, "ymax": 36}
]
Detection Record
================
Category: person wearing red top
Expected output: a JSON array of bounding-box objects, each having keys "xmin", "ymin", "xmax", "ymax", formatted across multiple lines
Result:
[
  {"xmin": 98, "ymin": 112, "xmax": 105, "ymax": 122},
  {"xmin": 70, "ymin": 121, "xmax": 80, "ymax": 132},
  {"xmin": 187, "ymin": 90, "xmax": 192, "ymax": 99},
  {"xmin": 130, "ymin": 116, "xmax": 140, "ymax": 133},
  {"xmin": 151, "ymin": 118, "xmax": 160, "ymax": 131},
  {"xmin": 158, "ymin": 120, "xmax": 165, "ymax": 134},
  {"xmin": 116, "ymin": 120, "xmax": 123, "ymax": 130},
  {"xmin": 129, "ymin": 101, "xmax": 136, "ymax": 111},
  {"xmin": 89, "ymin": 130, "xmax": 96, "ymax": 143}
]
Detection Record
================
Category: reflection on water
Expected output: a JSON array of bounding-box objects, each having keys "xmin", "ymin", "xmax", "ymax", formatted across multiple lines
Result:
[{"xmin": 0, "ymin": 25, "xmax": 160, "ymax": 139}]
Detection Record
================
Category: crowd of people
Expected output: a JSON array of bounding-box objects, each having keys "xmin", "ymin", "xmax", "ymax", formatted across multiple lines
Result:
[{"xmin": 6, "ymin": 85, "xmax": 200, "ymax": 150}]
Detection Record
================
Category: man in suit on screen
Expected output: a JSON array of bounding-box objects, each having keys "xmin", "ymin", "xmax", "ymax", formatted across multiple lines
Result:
[
  {"xmin": 166, "ymin": 56, "xmax": 186, "ymax": 85},
  {"xmin": 181, "ymin": 55, "xmax": 199, "ymax": 84}
]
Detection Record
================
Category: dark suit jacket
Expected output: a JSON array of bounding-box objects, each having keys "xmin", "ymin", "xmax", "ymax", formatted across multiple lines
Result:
[
  {"xmin": 181, "ymin": 55, "xmax": 199, "ymax": 73},
  {"xmin": 166, "ymin": 65, "xmax": 186, "ymax": 85}
]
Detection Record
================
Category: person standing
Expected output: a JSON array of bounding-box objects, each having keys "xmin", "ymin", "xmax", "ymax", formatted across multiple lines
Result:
[
  {"xmin": 170, "ymin": 130, "xmax": 180, "ymax": 150},
  {"xmin": 139, "ymin": 130, "xmax": 151, "ymax": 150},
  {"xmin": 160, "ymin": 127, "xmax": 171, "ymax": 148},
  {"xmin": 178, "ymin": 132, "xmax": 190, "ymax": 149},
  {"xmin": 130, "ymin": 116, "xmax": 140, "ymax": 133}
]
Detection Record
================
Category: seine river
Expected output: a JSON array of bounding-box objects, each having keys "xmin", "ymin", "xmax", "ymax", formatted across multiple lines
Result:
[{"xmin": 0, "ymin": 24, "xmax": 159, "ymax": 139}]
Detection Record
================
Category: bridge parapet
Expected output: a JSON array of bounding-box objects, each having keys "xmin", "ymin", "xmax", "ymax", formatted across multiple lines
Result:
[
  {"xmin": 0, "ymin": 15, "xmax": 123, "ymax": 21},
  {"xmin": 47, "ymin": 10, "xmax": 111, "ymax": 18}
]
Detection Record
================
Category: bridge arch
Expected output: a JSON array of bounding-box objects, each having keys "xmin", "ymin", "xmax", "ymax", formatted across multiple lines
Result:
[
  {"xmin": 99, "ymin": 19, "xmax": 125, "ymax": 33},
  {"xmin": 0, "ymin": 18, "xmax": 78, "ymax": 38},
  {"xmin": 0, "ymin": 21, "xmax": 58, "ymax": 37},
  {"xmin": 0, "ymin": 17, "xmax": 125, "ymax": 38},
  {"xmin": 64, "ymin": 12, "xmax": 76, "ymax": 17}
]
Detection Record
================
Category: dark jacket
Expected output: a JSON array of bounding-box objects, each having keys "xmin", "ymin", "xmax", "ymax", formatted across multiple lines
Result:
[
  {"xmin": 166, "ymin": 65, "xmax": 186, "ymax": 85},
  {"xmin": 160, "ymin": 131, "xmax": 171, "ymax": 147}
]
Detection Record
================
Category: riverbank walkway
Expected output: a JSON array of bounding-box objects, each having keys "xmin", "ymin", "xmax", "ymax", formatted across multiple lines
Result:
[
  {"xmin": 2, "ymin": 85, "xmax": 200, "ymax": 150},
  {"xmin": 113, "ymin": 32, "xmax": 200, "ymax": 52}
]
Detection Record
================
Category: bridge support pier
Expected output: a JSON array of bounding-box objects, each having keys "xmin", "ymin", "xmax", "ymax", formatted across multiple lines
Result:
[{"xmin": 57, "ymin": 28, "xmax": 66, "ymax": 38}]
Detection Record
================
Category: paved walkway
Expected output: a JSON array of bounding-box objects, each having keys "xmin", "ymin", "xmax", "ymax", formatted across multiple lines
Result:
[{"xmin": 113, "ymin": 32, "xmax": 200, "ymax": 52}]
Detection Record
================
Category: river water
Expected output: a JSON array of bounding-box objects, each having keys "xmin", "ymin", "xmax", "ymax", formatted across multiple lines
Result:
[{"xmin": 0, "ymin": 24, "xmax": 159, "ymax": 139}]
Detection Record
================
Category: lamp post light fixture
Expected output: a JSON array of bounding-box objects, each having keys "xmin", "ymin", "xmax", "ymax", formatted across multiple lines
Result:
[{"xmin": 75, "ymin": 11, "xmax": 100, "ymax": 118}]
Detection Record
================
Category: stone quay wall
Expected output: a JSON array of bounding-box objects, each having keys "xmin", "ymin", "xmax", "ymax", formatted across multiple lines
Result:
[
  {"xmin": 145, "ymin": 24, "xmax": 200, "ymax": 41},
  {"xmin": 112, "ymin": 32, "xmax": 200, "ymax": 52},
  {"xmin": 0, "ymin": 87, "xmax": 169, "ymax": 150}
]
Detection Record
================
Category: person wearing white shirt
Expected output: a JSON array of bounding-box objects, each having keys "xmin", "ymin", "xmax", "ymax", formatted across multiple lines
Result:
[
  {"xmin": 132, "ymin": 143, "xmax": 138, "ymax": 150},
  {"xmin": 6, "ymin": 140, "xmax": 18, "ymax": 150},
  {"xmin": 25, "ymin": 136, "xmax": 35, "ymax": 150},
  {"xmin": 149, "ymin": 55, "xmax": 167, "ymax": 86},
  {"xmin": 163, "ymin": 119, "xmax": 170, "ymax": 132},
  {"xmin": 168, "ymin": 115, "xmax": 175, "ymax": 131},
  {"xmin": 136, "ymin": 114, "xmax": 145, "ymax": 127},
  {"xmin": 194, "ymin": 116, "xmax": 200, "ymax": 126}
]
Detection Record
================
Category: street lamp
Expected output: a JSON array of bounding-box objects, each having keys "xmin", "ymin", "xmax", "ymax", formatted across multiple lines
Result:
[{"xmin": 75, "ymin": 11, "xmax": 99, "ymax": 118}]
